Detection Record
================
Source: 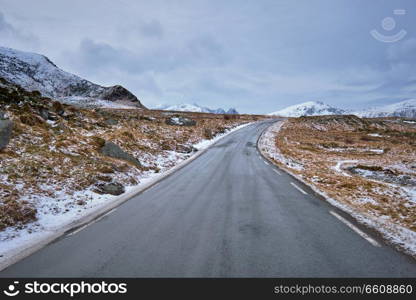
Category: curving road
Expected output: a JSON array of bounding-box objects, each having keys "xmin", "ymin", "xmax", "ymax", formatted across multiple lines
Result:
[{"xmin": 1, "ymin": 120, "xmax": 415, "ymax": 277}]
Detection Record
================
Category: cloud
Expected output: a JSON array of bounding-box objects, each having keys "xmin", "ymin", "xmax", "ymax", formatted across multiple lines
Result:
[
  {"xmin": 0, "ymin": 11, "xmax": 38, "ymax": 49},
  {"xmin": 139, "ymin": 20, "xmax": 164, "ymax": 38},
  {"xmin": 1, "ymin": 0, "xmax": 416, "ymax": 113},
  {"xmin": 67, "ymin": 33, "xmax": 228, "ymax": 76}
]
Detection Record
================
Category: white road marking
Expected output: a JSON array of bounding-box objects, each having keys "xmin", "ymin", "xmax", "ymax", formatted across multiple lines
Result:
[
  {"xmin": 273, "ymin": 169, "xmax": 281, "ymax": 175},
  {"xmin": 67, "ymin": 208, "xmax": 117, "ymax": 237},
  {"xmin": 329, "ymin": 211, "xmax": 380, "ymax": 247},
  {"xmin": 67, "ymin": 223, "xmax": 90, "ymax": 236},
  {"xmin": 263, "ymin": 160, "xmax": 270, "ymax": 166},
  {"xmin": 94, "ymin": 208, "xmax": 117, "ymax": 223},
  {"xmin": 290, "ymin": 182, "xmax": 308, "ymax": 195}
]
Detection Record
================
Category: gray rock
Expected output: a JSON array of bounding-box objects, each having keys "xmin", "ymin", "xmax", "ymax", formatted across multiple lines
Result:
[
  {"xmin": 100, "ymin": 141, "xmax": 141, "ymax": 167},
  {"xmin": 176, "ymin": 144, "xmax": 196, "ymax": 154},
  {"xmin": 104, "ymin": 118, "xmax": 118, "ymax": 126},
  {"xmin": 165, "ymin": 116, "xmax": 196, "ymax": 126},
  {"xmin": 0, "ymin": 112, "xmax": 12, "ymax": 151},
  {"xmin": 38, "ymin": 107, "xmax": 49, "ymax": 120},
  {"xmin": 94, "ymin": 182, "xmax": 125, "ymax": 195}
]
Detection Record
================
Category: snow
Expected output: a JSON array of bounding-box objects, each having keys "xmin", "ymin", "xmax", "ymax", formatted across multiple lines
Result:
[
  {"xmin": 258, "ymin": 121, "xmax": 304, "ymax": 170},
  {"xmin": 60, "ymin": 97, "xmax": 137, "ymax": 109},
  {"xmin": 0, "ymin": 121, "xmax": 253, "ymax": 260},
  {"xmin": 331, "ymin": 160, "xmax": 358, "ymax": 177},
  {"xmin": 269, "ymin": 101, "xmax": 346, "ymax": 117},
  {"xmin": 193, "ymin": 122, "xmax": 252, "ymax": 150},
  {"xmin": 369, "ymin": 149, "xmax": 384, "ymax": 154},
  {"xmin": 0, "ymin": 46, "xmax": 85, "ymax": 97},
  {"xmin": 0, "ymin": 46, "xmax": 141, "ymax": 109},
  {"xmin": 155, "ymin": 103, "xmax": 238, "ymax": 114},
  {"xmin": 354, "ymin": 99, "xmax": 416, "ymax": 118},
  {"xmin": 259, "ymin": 121, "xmax": 416, "ymax": 257},
  {"xmin": 403, "ymin": 188, "xmax": 416, "ymax": 203}
]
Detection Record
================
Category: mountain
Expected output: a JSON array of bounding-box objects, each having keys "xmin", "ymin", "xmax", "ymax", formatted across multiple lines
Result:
[
  {"xmin": 354, "ymin": 99, "xmax": 416, "ymax": 118},
  {"xmin": 0, "ymin": 46, "xmax": 145, "ymax": 109},
  {"xmin": 156, "ymin": 103, "xmax": 239, "ymax": 114},
  {"xmin": 269, "ymin": 101, "xmax": 346, "ymax": 117}
]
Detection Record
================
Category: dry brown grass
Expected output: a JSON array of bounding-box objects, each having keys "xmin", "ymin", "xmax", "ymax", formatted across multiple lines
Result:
[
  {"xmin": 0, "ymin": 83, "xmax": 265, "ymax": 229},
  {"xmin": 275, "ymin": 115, "xmax": 416, "ymax": 232}
]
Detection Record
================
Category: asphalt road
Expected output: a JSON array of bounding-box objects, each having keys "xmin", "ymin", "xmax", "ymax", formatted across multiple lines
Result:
[{"xmin": 1, "ymin": 120, "xmax": 415, "ymax": 277}]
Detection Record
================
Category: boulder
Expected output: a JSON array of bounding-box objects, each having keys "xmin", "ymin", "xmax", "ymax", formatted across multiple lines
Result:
[
  {"xmin": 176, "ymin": 144, "xmax": 196, "ymax": 154},
  {"xmin": 104, "ymin": 118, "xmax": 118, "ymax": 126},
  {"xmin": 165, "ymin": 116, "xmax": 196, "ymax": 126},
  {"xmin": 203, "ymin": 128, "xmax": 213, "ymax": 139},
  {"xmin": 0, "ymin": 112, "xmax": 13, "ymax": 151},
  {"xmin": 100, "ymin": 141, "xmax": 141, "ymax": 167},
  {"xmin": 94, "ymin": 182, "xmax": 125, "ymax": 195}
]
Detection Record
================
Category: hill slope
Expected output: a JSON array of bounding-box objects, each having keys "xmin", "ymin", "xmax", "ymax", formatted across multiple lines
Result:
[
  {"xmin": 354, "ymin": 99, "xmax": 416, "ymax": 118},
  {"xmin": 269, "ymin": 101, "xmax": 346, "ymax": 117},
  {"xmin": 157, "ymin": 103, "xmax": 238, "ymax": 114},
  {"xmin": 0, "ymin": 46, "xmax": 145, "ymax": 109}
]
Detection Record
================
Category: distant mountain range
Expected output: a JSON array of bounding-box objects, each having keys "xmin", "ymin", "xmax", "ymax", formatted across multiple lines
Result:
[
  {"xmin": 353, "ymin": 99, "xmax": 416, "ymax": 118},
  {"xmin": 156, "ymin": 103, "xmax": 239, "ymax": 114},
  {"xmin": 269, "ymin": 101, "xmax": 346, "ymax": 117},
  {"xmin": 269, "ymin": 100, "xmax": 416, "ymax": 118},
  {"xmin": 0, "ymin": 46, "xmax": 145, "ymax": 109}
]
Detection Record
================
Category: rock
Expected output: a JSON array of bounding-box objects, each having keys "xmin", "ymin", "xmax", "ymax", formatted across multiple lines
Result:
[
  {"xmin": 100, "ymin": 85, "xmax": 141, "ymax": 105},
  {"xmin": 203, "ymin": 128, "xmax": 213, "ymax": 139},
  {"xmin": 0, "ymin": 115, "xmax": 12, "ymax": 151},
  {"xmin": 139, "ymin": 115, "xmax": 156, "ymax": 121},
  {"xmin": 104, "ymin": 118, "xmax": 118, "ymax": 126},
  {"xmin": 165, "ymin": 116, "xmax": 196, "ymax": 126},
  {"xmin": 94, "ymin": 182, "xmax": 125, "ymax": 195},
  {"xmin": 38, "ymin": 107, "xmax": 49, "ymax": 120},
  {"xmin": 100, "ymin": 141, "xmax": 141, "ymax": 167},
  {"xmin": 51, "ymin": 101, "xmax": 65, "ymax": 116},
  {"xmin": 176, "ymin": 144, "xmax": 196, "ymax": 154}
]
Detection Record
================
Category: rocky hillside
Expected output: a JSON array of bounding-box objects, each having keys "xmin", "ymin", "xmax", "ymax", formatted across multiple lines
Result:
[
  {"xmin": 156, "ymin": 103, "xmax": 239, "ymax": 114},
  {"xmin": 0, "ymin": 77, "xmax": 258, "ymax": 233},
  {"xmin": 0, "ymin": 46, "xmax": 145, "ymax": 109},
  {"xmin": 269, "ymin": 101, "xmax": 346, "ymax": 117}
]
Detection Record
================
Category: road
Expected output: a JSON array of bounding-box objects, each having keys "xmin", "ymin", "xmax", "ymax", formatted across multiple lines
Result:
[{"xmin": 1, "ymin": 120, "xmax": 415, "ymax": 277}]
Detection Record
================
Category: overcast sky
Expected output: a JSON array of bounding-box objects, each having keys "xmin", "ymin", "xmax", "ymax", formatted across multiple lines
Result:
[{"xmin": 0, "ymin": 0, "xmax": 415, "ymax": 113}]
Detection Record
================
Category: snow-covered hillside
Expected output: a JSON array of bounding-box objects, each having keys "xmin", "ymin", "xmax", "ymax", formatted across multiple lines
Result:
[
  {"xmin": 354, "ymin": 99, "xmax": 416, "ymax": 119},
  {"xmin": 156, "ymin": 103, "xmax": 239, "ymax": 114},
  {"xmin": 0, "ymin": 46, "xmax": 145, "ymax": 109},
  {"xmin": 269, "ymin": 101, "xmax": 346, "ymax": 117}
]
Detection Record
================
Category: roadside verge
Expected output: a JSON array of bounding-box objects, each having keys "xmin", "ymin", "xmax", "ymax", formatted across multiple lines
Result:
[
  {"xmin": 0, "ymin": 122, "xmax": 255, "ymax": 271},
  {"xmin": 257, "ymin": 120, "xmax": 416, "ymax": 258}
]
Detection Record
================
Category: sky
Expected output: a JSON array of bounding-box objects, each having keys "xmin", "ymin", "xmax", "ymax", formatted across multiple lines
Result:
[{"xmin": 0, "ymin": 0, "xmax": 415, "ymax": 114}]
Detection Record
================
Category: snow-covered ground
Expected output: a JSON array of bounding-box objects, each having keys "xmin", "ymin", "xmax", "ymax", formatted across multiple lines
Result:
[
  {"xmin": 0, "ymin": 122, "xmax": 253, "ymax": 261},
  {"xmin": 259, "ymin": 120, "xmax": 416, "ymax": 257},
  {"xmin": 60, "ymin": 97, "xmax": 138, "ymax": 109},
  {"xmin": 258, "ymin": 121, "xmax": 304, "ymax": 170}
]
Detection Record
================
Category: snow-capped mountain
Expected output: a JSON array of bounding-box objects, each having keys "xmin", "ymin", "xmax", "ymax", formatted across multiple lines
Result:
[
  {"xmin": 269, "ymin": 101, "xmax": 346, "ymax": 117},
  {"xmin": 156, "ymin": 103, "xmax": 239, "ymax": 114},
  {"xmin": 354, "ymin": 99, "xmax": 416, "ymax": 118},
  {"xmin": 0, "ymin": 46, "xmax": 145, "ymax": 109}
]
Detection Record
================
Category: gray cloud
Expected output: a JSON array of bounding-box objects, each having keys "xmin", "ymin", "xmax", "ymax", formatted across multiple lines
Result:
[
  {"xmin": 139, "ymin": 20, "xmax": 164, "ymax": 38},
  {"xmin": 0, "ymin": 0, "xmax": 416, "ymax": 113},
  {"xmin": 0, "ymin": 11, "xmax": 38, "ymax": 49}
]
